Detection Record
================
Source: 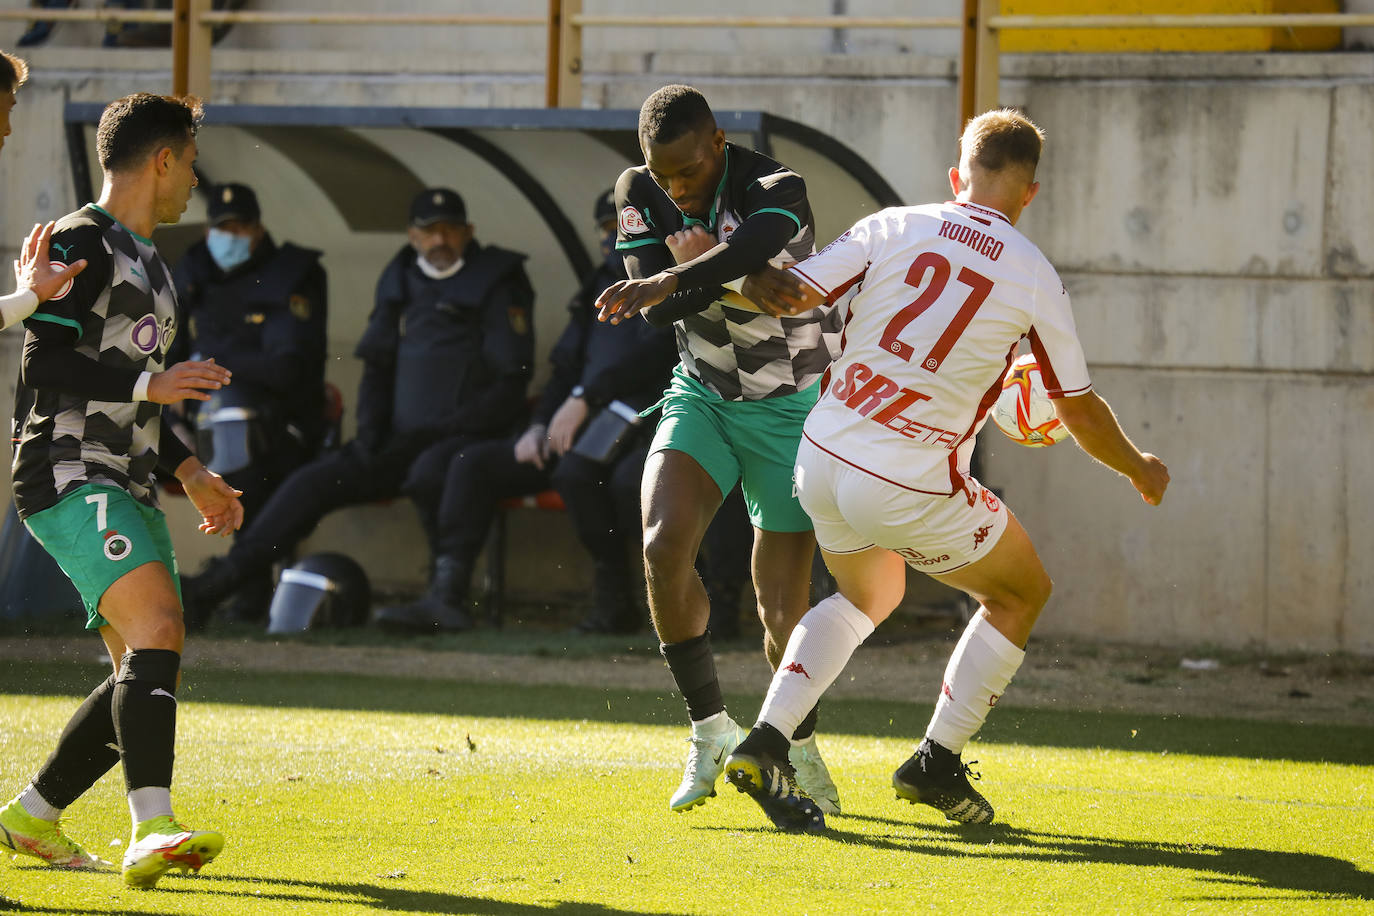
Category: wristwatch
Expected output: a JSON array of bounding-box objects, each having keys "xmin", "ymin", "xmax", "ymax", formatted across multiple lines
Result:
[{"xmin": 570, "ymin": 385, "xmax": 586, "ymax": 399}]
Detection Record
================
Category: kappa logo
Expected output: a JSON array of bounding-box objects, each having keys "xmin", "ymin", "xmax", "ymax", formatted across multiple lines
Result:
[
  {"xmin": 783, "ymin": 662, "xmax": 811, "ymax": 679},
  {"xmin": 988, "ymin": 693, "xmax": 1000, "ymax": 707},
  {"xmin": 619, "ymin": 206, "xmax": 648, "ymax": 235},
  {"xmin": 972, "ymin": 524, "xmax": 993, "ymax": 549},
  {"xmin": 942, "ymin": 681, "xmax": 954, "ymax": 701}
]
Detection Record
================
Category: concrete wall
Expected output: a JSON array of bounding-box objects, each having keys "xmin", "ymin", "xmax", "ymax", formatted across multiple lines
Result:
[{"xmin": 0, "ymin": 9, "xmax": 1370, "ymax": 652}]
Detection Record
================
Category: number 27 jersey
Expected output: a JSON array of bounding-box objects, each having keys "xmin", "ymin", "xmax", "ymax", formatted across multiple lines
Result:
[{"xmin": 792, "ymin": 201, "xmax": 1092, "ymax": 496}]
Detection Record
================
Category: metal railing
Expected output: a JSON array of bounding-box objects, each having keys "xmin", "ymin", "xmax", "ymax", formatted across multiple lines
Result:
[{"xmin": 5, "ymin": 1, "xmax": 1373, "ymax": 125}]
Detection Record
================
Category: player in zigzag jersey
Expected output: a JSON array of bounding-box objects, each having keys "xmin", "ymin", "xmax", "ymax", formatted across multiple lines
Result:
[
  {"xmin": 596, "ymin": 85, "xmax": 842, "ymax": 825},
  {"xmin": 723, "ymin": 109, "xmax": 1170, "ymax": 830},
  {"xmin": 0, "ymin": 93, "xmax": 240, "ymax": 888}
]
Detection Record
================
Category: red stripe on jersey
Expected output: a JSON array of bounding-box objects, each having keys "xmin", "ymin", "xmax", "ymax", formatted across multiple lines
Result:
[
  {"xmin": 791, "ymin": 264, "xmax": 828, "ymax": 295},
  {"xmin": 803, "ymin": 433, "xmax": 961, "ymax": 497},
  {"xmin": 823, "ymin": 266, "xmax": 867, "ymax": 307},
  {"xmin": 1026, "ymin": 328, "xmax": 1065, "ymax": 395},
  {"xmin": 949, "ymin": 200, "xmax": 1012, "ymax": 225},
  {"xmin": 946, "ymin": 341, "xmax": 1019, "ymax": 502}
]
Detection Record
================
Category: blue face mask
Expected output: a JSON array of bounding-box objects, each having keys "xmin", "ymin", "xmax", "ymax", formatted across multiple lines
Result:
[{"xmin": 207, "ymin": 228, "xmax": 253, "ymax": 272}]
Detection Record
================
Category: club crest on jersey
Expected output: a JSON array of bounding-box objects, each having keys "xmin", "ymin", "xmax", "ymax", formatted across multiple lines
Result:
[
  {"xmin": 619, "ymin": 206, "xmax": 648, "ymax": 235},
  {"xmin": 47, "ymin": 262, "xmax": 74, "ymax": 301},
  {"xmin": 103, "ymin": 531, "xmax": 132, "ymax": 561}
]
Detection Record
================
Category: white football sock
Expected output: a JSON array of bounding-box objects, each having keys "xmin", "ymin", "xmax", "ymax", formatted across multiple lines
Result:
[
  {"xmin": 18, "ymin": 784, "xmax": 61, "ymax": 822},
  {"xmin": 128, "ymin": 786, "xmax": 173, "ymax": 827},
  {"xmin": 690, "ymin": 710, "xmax": 733, "ymax": 734},
  {"xmin": 925, "ymin": 613, "xmax": 1025, "ymax": 754},
  {"xmin": 758, "ymin": 593, "xmax": 875, "ymax": 741}
]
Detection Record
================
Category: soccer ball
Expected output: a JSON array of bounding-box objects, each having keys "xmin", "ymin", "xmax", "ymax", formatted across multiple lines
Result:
[{"xmin": 988, "ymin": 354, "xmax": 1070, "ymax": 447}]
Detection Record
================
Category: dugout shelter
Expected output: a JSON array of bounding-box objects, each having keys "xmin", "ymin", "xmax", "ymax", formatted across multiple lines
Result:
[{"xmin": 46, "ymin": 103, "xmax": 903, "ymax": 597}]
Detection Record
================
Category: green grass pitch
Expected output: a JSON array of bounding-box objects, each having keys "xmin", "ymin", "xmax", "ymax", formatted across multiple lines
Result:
[{"xmin": 0, "ymin": 659, "xmax": 1370, "ymax": 915}]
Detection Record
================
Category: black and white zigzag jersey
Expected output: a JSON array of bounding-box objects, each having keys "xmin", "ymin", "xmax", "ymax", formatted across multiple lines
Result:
[
  {"xmin": 616, "ymin": 143, "xmax": 842, "ymax": 401},
  {"xmin": 11, "ymin": 205, "xmax": 178, "ymax": 519}
]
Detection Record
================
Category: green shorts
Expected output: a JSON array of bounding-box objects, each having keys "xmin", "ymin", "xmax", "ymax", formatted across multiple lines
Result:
[
  {"xmin": 24, "ymin": 483, "xmax": 180, "ymax": 630},
  {"xmin": 649, "ymin": 366, "xmax": 819, "ymax": 532}
]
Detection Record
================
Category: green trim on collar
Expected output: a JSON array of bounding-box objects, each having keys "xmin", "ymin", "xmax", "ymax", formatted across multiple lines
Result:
[{"xmin": 88, "ymin": 203, "xmax": 154, "ymax": 246}]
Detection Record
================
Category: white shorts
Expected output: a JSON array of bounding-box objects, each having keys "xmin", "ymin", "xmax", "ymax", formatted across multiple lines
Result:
[{"xmin": 794, "ymin": 437, "xmax": 1009, "ymax": 575}]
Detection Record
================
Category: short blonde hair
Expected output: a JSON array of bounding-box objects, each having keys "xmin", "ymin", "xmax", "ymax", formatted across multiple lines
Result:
[
  {"xmin": 959, "ymin": 108, "xmax": 1044, "ymax": 179},
  {"xmin": 1, "ymin": 50, "xmax": 28, "ymax": 94}
]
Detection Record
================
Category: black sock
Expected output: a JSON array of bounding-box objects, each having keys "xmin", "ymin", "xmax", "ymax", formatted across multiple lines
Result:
[
  {"xmin": 112, "ymin": 649, "xmax": 181, "ymax": 792},
  {"xmin": 31, "ymin": 673, "xmax": 121, "ymax": 809},
  {"xmin": 660, "ymin": 633, "xmax": 725, "ymax": 722},
  {"xmin": 791, "ymin": 704, "xmax": 820, "ymax": 743},
  {"xmin": 739, "ymin": 722, "xmax": 791, "ymax": 762}
]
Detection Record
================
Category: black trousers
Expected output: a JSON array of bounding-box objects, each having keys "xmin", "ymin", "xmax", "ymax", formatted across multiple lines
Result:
[
  {"xmin": 224, "ymin": 434, "xmax": 478, "ymax": 578},
  {"xmin": 417, "ymin": 436, "xmax": 647, "ymax": 570}
]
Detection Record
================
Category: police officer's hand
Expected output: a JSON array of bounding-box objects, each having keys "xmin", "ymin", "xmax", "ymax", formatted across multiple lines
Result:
[
  {"xmin": 15, "ymin": 222, "xmax": 88, "ymax": 304},
  {"xmin": 514, "ymin": 424, "xmax": 549, "ymax": 469},
  {"xmin": 665, "ymin": 226, "xmax": 717, "ymax": 265},
  {"xmin": 547, "ymin": 395, "xmax": 589, "ymax": 457},
  {"xmin": 596, "ymin": 273, "xmax": 679, "ymax": 324},
  {"xmin": 176, "ymin": 459, "xmax": 244, "ymax": 537},
  {"xmin": 147, "ymin": 359, "xmax": 232, "ymax": 405}
]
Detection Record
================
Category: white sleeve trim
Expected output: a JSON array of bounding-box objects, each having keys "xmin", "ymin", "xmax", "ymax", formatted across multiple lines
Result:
[
  {"xmin": 0, "ymin": 289, "xmax": 39, "ymax": 330},
  {"xmin": 132, "ymin": 371, "xmax": 153, "ymax": 402}
]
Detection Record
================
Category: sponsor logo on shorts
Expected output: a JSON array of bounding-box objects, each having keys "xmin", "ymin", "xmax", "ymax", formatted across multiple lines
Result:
[
  {"xmin": 619, "ymin": 206, "xmax": 648, "ymax": 235},
  {"xmin": 102, "ymin": 531, "xmax": 132, "ymax": 561},
  {"xmin": 783, "ymin": 662, "xmax": 811, "ymax": 679},
  {"xmin": 895, "ymin": 547, "xmax": 950, "ymax": 567},
  {"xmin": 972, "ymin": 524, "xmax": 993, "ymax": 549}
]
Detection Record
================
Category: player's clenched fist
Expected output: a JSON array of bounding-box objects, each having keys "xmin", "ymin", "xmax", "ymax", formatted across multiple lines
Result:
[
  {"xmin": 147, "ymin": 358, "xmax": 233, "ymax": 404},
  {"xmin": 665, "ymin": 226, "xmax": 716, "ymax": 265},
  {"xmin": 1132, "ymin": 454, "xmax": 1170, "ymax": 506}
]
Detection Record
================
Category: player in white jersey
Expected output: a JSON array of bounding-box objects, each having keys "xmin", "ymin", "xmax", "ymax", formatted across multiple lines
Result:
[
  {"xmin": 720, "ymin": 109, "xmax": 1170, "ymax": 832},
  {"xmin": 0, "ymin": 50, "xmax": 88, "ymax": 328}
]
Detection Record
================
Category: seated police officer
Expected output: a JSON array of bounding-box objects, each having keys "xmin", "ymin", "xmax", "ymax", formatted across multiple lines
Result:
[
  {"xmin": 376, "ymin": 190, "xmax": 678, "ymax": 634},
  {"xmin": 172, "ymin": 182, "xmax": 327, "ymax": 622},
  {"xmin": 182, "ymin": 187, "xmax": 534, "ymax": 622}
]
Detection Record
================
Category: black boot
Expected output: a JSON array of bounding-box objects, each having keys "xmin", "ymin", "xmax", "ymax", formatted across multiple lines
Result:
[
  {"xmin": 575, "ymin": 561, "xmax": 640, "ymax": 634},
  {"xmin": 181, "ymin": 556, "xmax": 244, "ymax": 631},
  {"xmin": 375, "ymin": 556, "xmax": 473, "ymax": 633}
]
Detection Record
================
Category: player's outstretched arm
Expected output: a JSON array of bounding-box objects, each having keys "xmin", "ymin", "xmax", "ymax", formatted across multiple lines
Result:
[
  {"xmin": 1052, "ymin": 391, "xmax": 1170, "ymax": 505},
  {"xmin": 146, "ymin": 359, "xmax": 233, "ymax": 404},
  {"xmin": 174, "ymin": 456, "xmax": 244, "ymax": 537},
  {"xmin": 741, "ymin": 265, "xmax": 825, "ymax": 317}
]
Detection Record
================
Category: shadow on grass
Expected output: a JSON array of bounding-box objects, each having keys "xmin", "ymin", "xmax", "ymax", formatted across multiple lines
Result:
[
  {"xmin": 3, "ymin": 660, "xmax": 1372, "ymax": 766},
  {"xmin": 182, "ymin": 873, "xmax": 676, "ymax": 915},
  {"xmin": 814, "ymin": 817, "xmax": 1374, "ymax": 902}
]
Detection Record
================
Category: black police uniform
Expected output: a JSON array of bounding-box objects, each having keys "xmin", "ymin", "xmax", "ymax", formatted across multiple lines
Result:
[
  {"xmin": 183, "ymin": 238, "xmax": 534, "ymax": 613},
  {"xmin": 418, "ymin": 251, "xmax": 677, "ymax": 627},
  {"xmin": 171, "ymin": 233, "xmax": 327, "ymax": 524}
]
